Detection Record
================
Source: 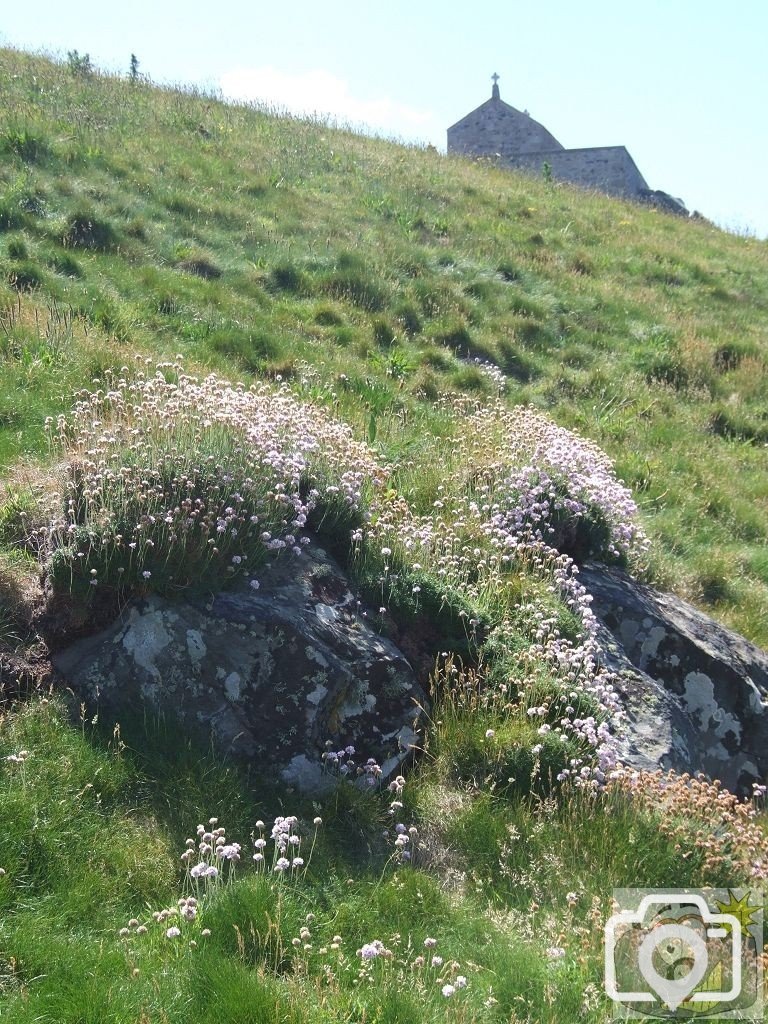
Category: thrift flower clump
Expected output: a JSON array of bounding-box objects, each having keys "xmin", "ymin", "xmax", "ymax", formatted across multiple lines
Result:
[
  {"xmin": 606, "ymin": 769, "xmax": 768, "ymax": 880},
  {"xmin": 44, "ymin": 360, "xmax": 387, "ymax": 598},
  {"xmin": 365, "ymin": 393, "xmax": 649, "ymax": 783}
]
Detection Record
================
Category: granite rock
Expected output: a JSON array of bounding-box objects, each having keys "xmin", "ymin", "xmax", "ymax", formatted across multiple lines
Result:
[{"xmin": 53, "ymin": 540, "xmax": 426, "ymax": 793}]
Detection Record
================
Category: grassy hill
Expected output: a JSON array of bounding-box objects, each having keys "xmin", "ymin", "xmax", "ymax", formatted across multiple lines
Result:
[{"xmin": 0, "ymin": 49, "xmax": 766, "ymax": 1023}]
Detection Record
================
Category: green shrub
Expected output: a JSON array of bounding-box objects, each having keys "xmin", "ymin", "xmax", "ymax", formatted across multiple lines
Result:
[{"xmin": 66, "ymin": 49, "xmax": 93, "ymax": 77}]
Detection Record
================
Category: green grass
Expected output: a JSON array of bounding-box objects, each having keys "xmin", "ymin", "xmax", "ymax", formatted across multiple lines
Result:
[
  {"xmin": 1, "ymin": 695, "xmax": 762, "ymax": 1023},
  {"xmin": 0, "ymin": 48, "xmax": 767, "ymax": 1022}
]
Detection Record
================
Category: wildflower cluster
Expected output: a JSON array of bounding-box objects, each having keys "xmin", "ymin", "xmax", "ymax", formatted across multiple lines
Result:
[
  {"xmin": 449, "ymin": 400, "xmax": 648, "ymax": 562},
  {"xmin": 118, "ymin": 897, "xmax": 212, "ymax": 953},
  {"xmin": 44, "ymin": 360, "xmax": 387, "ymax": 598},
  {"xmin": 181, "ymin": 817, "xmax": 241, "ymax": 891},
  {"xmin": 383, "ymin": 774, "xmax": 422, "ymax": 863},
  {"xmin": 365, "ymin": 397, "xmax": 647, "ymax": 782},
  {"xmin": 121, "ymin": 811, "xmax": 320, "ymax": 963},
  {"xmin": 465, "ymin": 357, "xmax": 507, "ymax": 394},
  {"xmin": 355, "ymin": 934, "xmax": 469, "ymax": 999},
  {"xmin": 4, "ymin": 750, "xmax": 30, "ymax": 765},
  {"xmin": 278, "ymin": 916, "xmax": 479, "ymax": 1010},
  {"xmin": 251, "ymin": 814, "xmax": 322, "ymax": 875},
  {"xmin": 607, "ymin": 768, "xmax": 768, "ymax": 881},
  {"xmin": 320, "ymin": 743, "xmax": 383, "ymax": 788}
]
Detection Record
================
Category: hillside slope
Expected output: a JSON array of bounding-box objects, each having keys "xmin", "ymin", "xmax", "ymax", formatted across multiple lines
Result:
[{"xmin": 1, "ymin": 49, "xmax": 767, "ymax": 643}]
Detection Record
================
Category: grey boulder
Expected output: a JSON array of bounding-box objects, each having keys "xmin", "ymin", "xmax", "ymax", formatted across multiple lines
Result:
[
  {"xmin": 53, "ymin": 541, "xmax": 426, "ymax": 792},
  {"xmin": 580, "ymin": 564, "xmax": 768, "ymax": 794}
]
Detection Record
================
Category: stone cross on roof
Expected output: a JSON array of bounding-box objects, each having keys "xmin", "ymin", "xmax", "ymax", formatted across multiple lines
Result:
[{"xmin": 491, "ymin": 72, "xmax": 500, "ymax": 100}]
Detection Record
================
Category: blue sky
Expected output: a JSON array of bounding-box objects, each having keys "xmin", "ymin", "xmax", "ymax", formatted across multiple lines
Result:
[{"xmin": 2, "ymin": 1, "xmax": 767, "ymax": 237}]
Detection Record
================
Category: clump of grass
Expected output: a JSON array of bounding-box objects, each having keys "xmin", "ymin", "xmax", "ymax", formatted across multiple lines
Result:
[
  {"xmin": 6, "ymin": 235, "xmax": 29, "ymax": 261},
  {"xmin": 48, "ymin": 250, "xmax": 83, "ymax": 278},
  {"xmin": 313, "ymin": 303, "xmax": 344, "ymax": 326},
  {"xmin": 7, "ymin": 260, "xmax": 44, "ymax": 291},
  {"xmin": 269, "ymin": 262, "xmax": 308, "ymax": 294},
  {"xmin": 0, "ymin": 126, "xmax": 50, "ymax": 163},
  {"xmin": 322, "ymin": 254, "xmax": 388, "ymax": 311},
  {"xmin": 709, "ymin": 404, "xmax": 768, "ymax": 444},
  {"xmin": 174, "ymin": 247, "xmax": 222, "ymax": 279},
  {"xmin": 63, "ymin": 208, "xmax": 119, "ymax": 250},
  {"xmin": 394, "ymin": 301, "xmax": 422, "ymax": 335}
]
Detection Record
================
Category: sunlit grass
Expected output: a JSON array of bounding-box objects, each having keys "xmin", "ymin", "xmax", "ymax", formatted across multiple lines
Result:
[{"xmin": 0, "ymin": 47, "xmax": 767, "ymax": 1022}]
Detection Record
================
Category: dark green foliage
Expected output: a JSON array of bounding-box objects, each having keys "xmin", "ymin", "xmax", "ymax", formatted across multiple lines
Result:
[
  {"xmin": 207, "ymin": 325, "xmax": 282, "ymax": 371},
  {"xmin": 49, "ymin": 251, "xmax": 83, "ymax": 278},
  {"xmin": 313, "ymin": 304, "xmax": 343, "ymax": 326},
  {"xmin": 547, "ymin": 486, "xmax": 615, "ymax": 564},
  {"xmin": 448, "ymin": 723, "xmax": 578, "ymax": 798},
  {"xmin": 0, "ymin": 198, "xmax": 26, "ymax": 232},
  {"xmin": 394, "ymin": 301, "xmax": 422, "ymax": 335},
  {"xmin": 713, "ymin": 340, "xmax": 759, "ymax": 371},
  {"xmin": 320, "ymin": 252, "xmax": 386, "ymax": 310},
  {"xmin": 496, "ymin": 337, "xmax": 535, "ymax": 381},
  {"xmin": 570, "ymin": 251, "xmax": 595, "ymax": 275},
  {"xmin": 323, "ymin": 268, "xmax": 387, "ymax": 310},
  {"xmin": 177, "ymin": 255, "xmax": 222, "ymax": 279},
  {"xmin": 497, "ymin": 260, "xmax": 522, "ymax": 281},
  {"xmin": 355, "ymin": 560, "xmax": 483, "ymax": 662},
  {"xmin": 433, "ymin": 321, "xmax": 472, "ymax": 355},
  {"xmin": 451, "ymin": 364, "xmax": 490, "ymax": 393},
  {"xmin": 514, "ymin": 318, "xmax": 556, "ymax": 349},
  {"xmin": 412, "ymin": 367, "xmax": 440, "ymax": 401},
  {"xmin": 156, "ymin": 291, "xmax": 179, "ymax": 314},
  {"xmin": 642, "ymin": 352, "xmax": 689, "ymax": 389}
]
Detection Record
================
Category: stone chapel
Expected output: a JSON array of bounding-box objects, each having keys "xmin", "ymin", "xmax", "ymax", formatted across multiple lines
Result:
[{"xmin": 447, "ymin": 75, "xmax": 651, "ymax": 200}]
